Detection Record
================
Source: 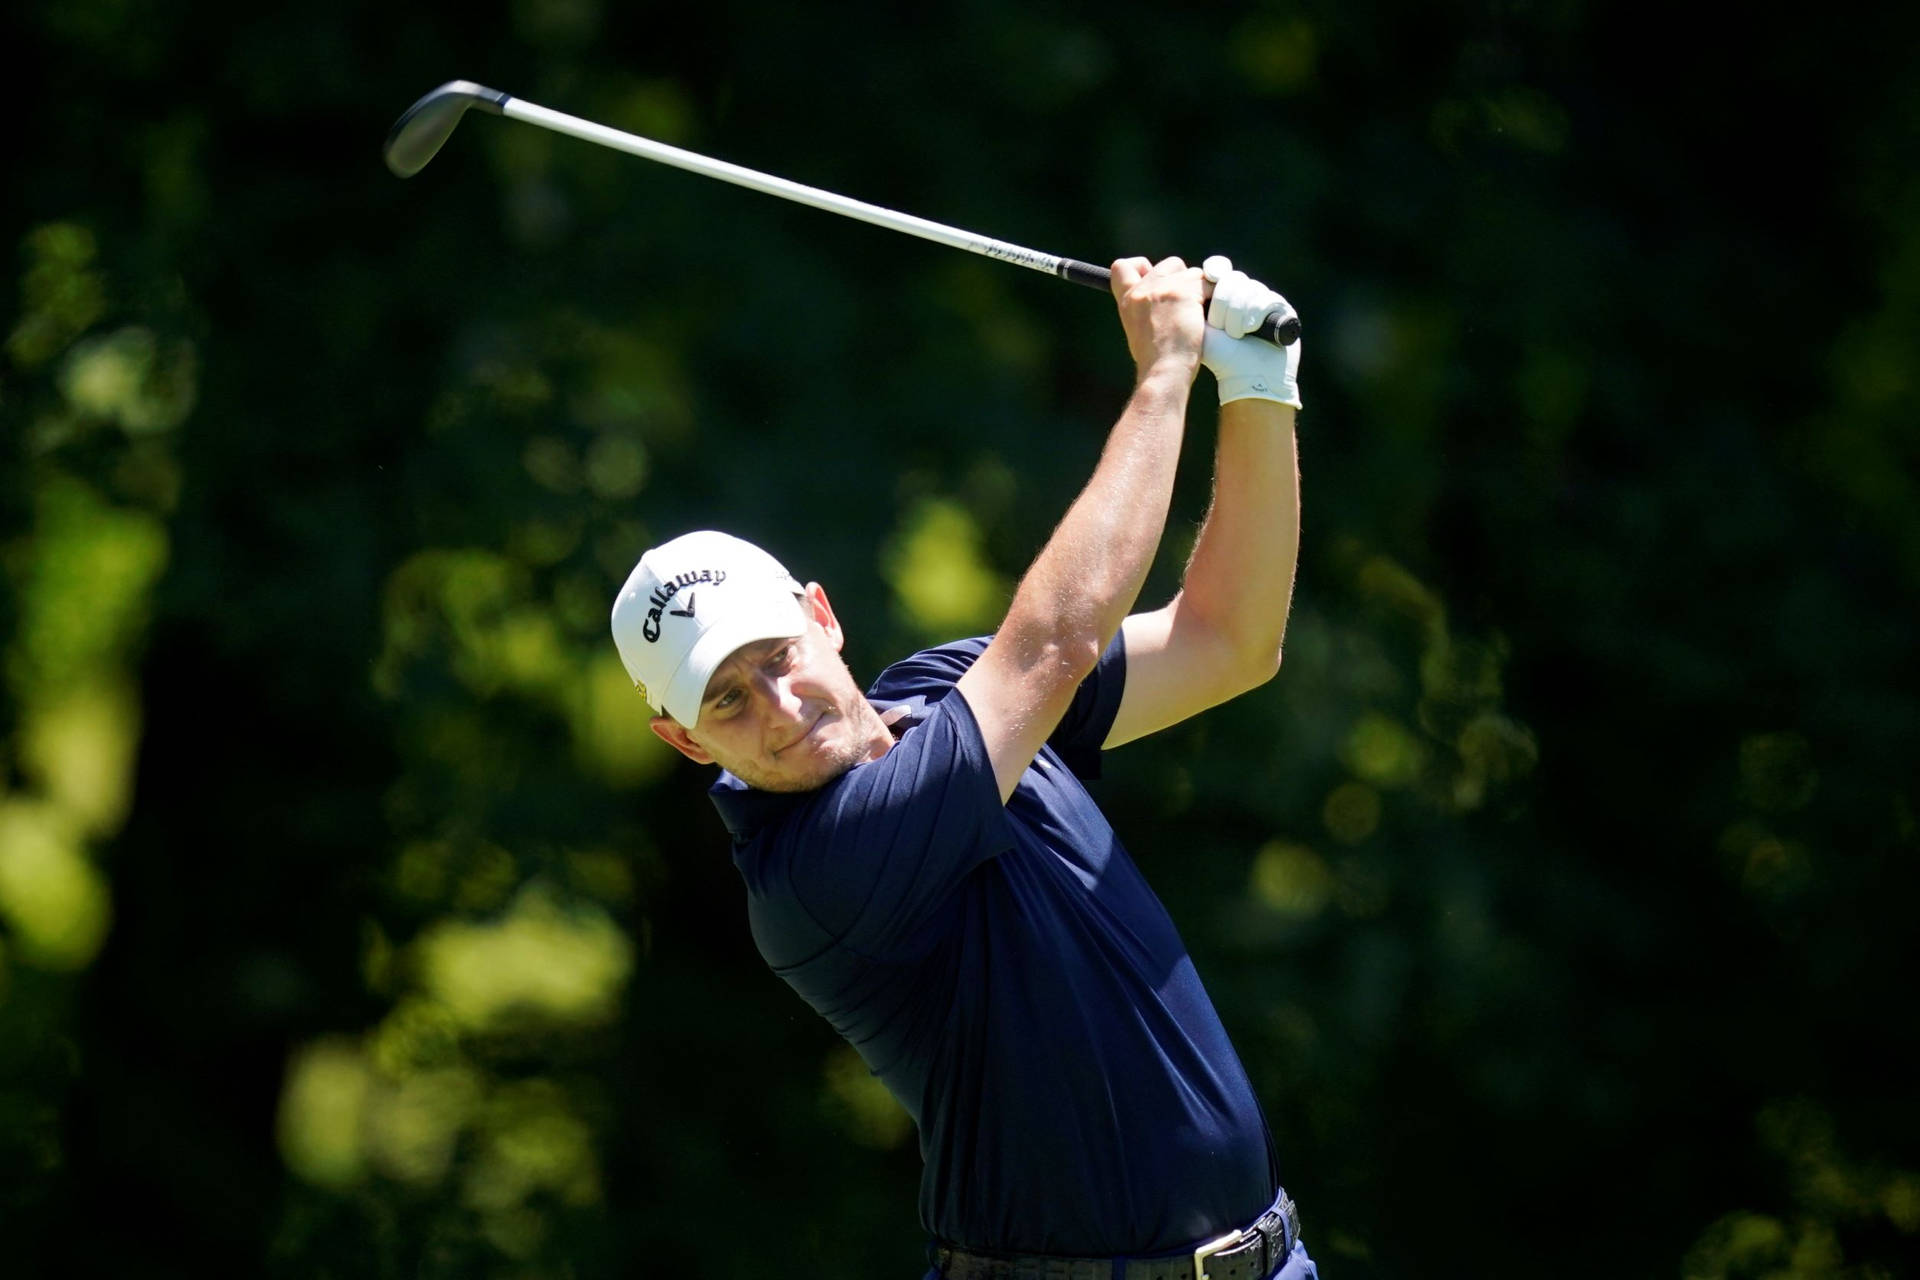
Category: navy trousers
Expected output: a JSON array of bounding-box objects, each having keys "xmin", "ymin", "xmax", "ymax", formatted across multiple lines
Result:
[{"xmin": 920, "ymin": 1238, "xmax": 1319, "ymax": 1280}]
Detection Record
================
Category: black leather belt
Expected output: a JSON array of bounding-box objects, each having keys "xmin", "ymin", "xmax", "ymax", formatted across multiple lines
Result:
[{"xmin": 931, "ymin": 1189, "xmax": 1300, "ymax": 1280}]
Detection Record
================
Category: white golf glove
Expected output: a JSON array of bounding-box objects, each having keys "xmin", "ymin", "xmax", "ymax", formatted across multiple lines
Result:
[{"xmin": 1200, "ymin": 255, "xmax": 1302, "ymax": 409}]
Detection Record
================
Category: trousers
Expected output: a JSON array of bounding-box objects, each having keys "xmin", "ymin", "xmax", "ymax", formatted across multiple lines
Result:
[{"xmin": 919, "ymin": 1237, "xmax": 1320, "ymax": 1280}]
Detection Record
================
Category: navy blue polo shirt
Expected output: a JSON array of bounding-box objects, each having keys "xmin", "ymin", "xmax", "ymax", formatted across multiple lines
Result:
[{"xmin": 711, "ymin": 636, "xmax": 1278, "ymax": 1256}]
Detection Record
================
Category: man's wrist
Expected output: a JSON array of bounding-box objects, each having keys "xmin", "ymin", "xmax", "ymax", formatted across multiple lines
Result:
[
  {"xmin": 1214, "ymin": 372, "xmax": 1302, "ymax": 409},
  {"xmin": 1219, "ymin": 398, "xmax": 1297, "ymax": 432},
  {"xmin": 1134, "ymin": 356, "xmax": 1198, "ymax": 394}
]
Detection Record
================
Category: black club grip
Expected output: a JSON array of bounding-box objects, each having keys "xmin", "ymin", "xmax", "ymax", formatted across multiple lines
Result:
[{"xmin": 1055, "ymin": 257, "xmax": 1301, "ymax": 346}]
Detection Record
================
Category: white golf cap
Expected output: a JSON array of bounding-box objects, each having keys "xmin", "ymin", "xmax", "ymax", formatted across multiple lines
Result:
[{"xmin": 610, "ymin": 531, "xmax": 809, "ymax": 727}]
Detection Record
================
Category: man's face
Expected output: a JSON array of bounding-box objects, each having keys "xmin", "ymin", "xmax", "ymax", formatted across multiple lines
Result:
[{"xmin": 649, "ymin": 583, "xmax": 890, "ymax": 793}]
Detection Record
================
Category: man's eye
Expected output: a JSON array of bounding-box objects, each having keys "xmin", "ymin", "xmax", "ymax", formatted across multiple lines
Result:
[
  {"xmin": 768, "ymin": 644, "xmax": 796, "ymax": 672},
  {"xmin": 714, "ymin": 689, "xmax": 741, "ymax": 712}
]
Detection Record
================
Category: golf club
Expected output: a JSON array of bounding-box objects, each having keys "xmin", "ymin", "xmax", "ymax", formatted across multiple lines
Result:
[{"xmin": 384, "ymin": 81, "xmax": 1301, "ymax": 347}]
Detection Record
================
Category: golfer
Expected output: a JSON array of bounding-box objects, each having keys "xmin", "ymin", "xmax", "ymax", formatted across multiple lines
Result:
[{"xmin": 613, "ymin": 255, "xmax": 1315, "ymax": 1280}]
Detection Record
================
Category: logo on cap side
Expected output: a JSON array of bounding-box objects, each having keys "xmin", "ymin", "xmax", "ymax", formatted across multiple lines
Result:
[{"xmin": 640, "ymin": 569, "xmax": 726, "ymax": 642}]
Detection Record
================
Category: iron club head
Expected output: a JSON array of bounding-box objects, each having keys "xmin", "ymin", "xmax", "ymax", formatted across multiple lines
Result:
[{"xmin": 382, "ymin": 81, "xmax": 512, "ymax": 178}]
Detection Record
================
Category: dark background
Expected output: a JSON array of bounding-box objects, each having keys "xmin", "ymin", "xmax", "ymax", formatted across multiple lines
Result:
[{"xmin": 3, "ymin": 1, "xmax": 1916, "ymax": 1276}]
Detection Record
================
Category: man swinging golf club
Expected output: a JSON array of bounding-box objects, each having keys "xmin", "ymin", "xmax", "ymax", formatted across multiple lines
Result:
[{"xmin": 613, "ymin": 255, "xmax": 1316, "ymax": 1280}]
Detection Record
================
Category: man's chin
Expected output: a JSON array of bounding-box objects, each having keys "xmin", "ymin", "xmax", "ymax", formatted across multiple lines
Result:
[{"xmin": 736, "ymin": 742, "xmax": 867, "ymax": 794}]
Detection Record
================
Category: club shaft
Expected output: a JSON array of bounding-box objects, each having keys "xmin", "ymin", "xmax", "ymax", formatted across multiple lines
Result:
[
  {"xmin": 503, "ymin": 99, "xmax": 1091, "ymax": 284},
  {"xmin": 385, "ymin": 82, "xmax": 1298, "ymax": 344}
]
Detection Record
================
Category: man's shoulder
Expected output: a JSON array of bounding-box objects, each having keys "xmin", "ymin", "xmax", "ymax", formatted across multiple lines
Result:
[
  {"xmin": 866, "ymin": 636, "xmax": 991, "ymax": 702},
  {"xmin": 730, "ymin": 693, "xmax": 1012, "ymax": 967}
]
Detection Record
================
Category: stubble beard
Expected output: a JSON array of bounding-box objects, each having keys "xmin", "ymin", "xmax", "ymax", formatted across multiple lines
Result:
[{"xmin": 730, "ymin": 698, "xmax": 890, "ymax": 794}]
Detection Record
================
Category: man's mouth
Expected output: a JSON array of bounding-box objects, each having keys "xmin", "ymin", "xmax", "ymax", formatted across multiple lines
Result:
[{"xmin": 774, "ymin": 709, "xmax": 830, "ymax": 755}]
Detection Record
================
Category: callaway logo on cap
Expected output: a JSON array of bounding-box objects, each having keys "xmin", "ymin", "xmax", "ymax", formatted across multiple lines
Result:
[{"xmin": 610, "ymin": 531, "xmax": 808, "ymax": 726}]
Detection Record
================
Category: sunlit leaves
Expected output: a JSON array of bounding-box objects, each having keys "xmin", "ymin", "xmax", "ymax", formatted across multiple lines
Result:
[
  {"xmin": 880, "ymin": 496, "xmax": 1009, "ymax": 641},
  {"xmin": 1340, "ymin": 712, "xmax": 1426, "ymax": 790},
  {"xmin": 1, "ymin": 450, "xmax": 167, "ymax": 982},
  {"xmin": 372, "ymin": 547, "xmax": 673, "ymax": 785},
  {"xmin": 1344, "ymin": 550, "xmax": 1538, "ymax": 815},
  {"xmin": 820, "ymin": 1045, "xmax": 912, "ymax": 1150},
  {"xmin": 19, "ymin": 677, "xmax": 140, "ymax": 836},
  {"xmin": 468, "ymin": 1078, "xmax": 603, "ymax": 1212},
  {"xmin": 0, "ymin": 801, "xmax": 112, "ymax": 970},
  {"xmin": 279, "ymin": 886, "xmax": 628, "ymax": 1243},
  {"xmin": 277, "ymin": 1038, "xmax": 373, "ymax": 1189},
  {"xmin": 372, "ymin": 1066, "xmax": 484, "ymax": 1188},
  {"xmin": 375, "ymin": 549, "xmax": 564, "ymax": 701},
  {"xmin": 1249, "ymin": 840, "xmax": 1334, "ymax": 920},
  {"xmin": 6, "ymin": 224, "xmax": 106, "ymax": 369},
  {"xmin": 59, "ymin": 325, "xmax": 198, "ymax": 433},
  {"xmin": 279, "ymin": 1028, "xmax": 606, "ymax": 1245},
  {"xmin": 568, "ymin": 652, "xmax": 676, "ymax": 785},
  {"xmin": 7, "ymin": 475, "xmax": 167, "ymax": 694},
  {"xmin": 583, "ymin": 431, "xmax": 647, "ymax": 499},
  {"xmin": 1684, "ymin": 1100, "xmax": 1920, "ymax": 1277},
  {"xmin": 415, "ymin": 885, "xmax": 633, "ymax": 1033}
]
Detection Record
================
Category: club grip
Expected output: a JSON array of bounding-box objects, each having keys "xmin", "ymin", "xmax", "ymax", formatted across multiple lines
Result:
[{"xmin": 1055, "ymin": 258, "xmax": 1300, "ymax": 346}]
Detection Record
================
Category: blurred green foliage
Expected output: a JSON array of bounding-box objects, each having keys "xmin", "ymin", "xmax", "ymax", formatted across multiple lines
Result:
[{"xmin": 3, "ymin": 0, "xmax": 1917, "ymax": 1276}]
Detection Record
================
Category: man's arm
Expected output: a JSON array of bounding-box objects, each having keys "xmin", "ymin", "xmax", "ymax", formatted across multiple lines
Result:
[
  {"xmin": 955, "ymin": 256, "xmax": 1205, "ymax": 802},
  {"xmin": 1104, "ymin": 265, "xmax": 1304, "ymax": 748}
]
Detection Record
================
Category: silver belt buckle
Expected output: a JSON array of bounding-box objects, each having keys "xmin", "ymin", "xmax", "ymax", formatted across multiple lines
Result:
[{"xmin": 1192, "ymin": 1227, "xmax": 1245, "ymax": 1280}]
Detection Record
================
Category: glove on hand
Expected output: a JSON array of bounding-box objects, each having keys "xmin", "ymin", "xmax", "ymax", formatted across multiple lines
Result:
[{"xmin": 1199, "ymin": 255, "xmax": 1303, "ymax": 409}]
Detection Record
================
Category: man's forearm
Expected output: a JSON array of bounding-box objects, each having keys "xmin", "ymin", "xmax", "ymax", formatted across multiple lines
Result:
[
  {"xmin": 1175, "ymin": 398, "xmax": 1301, "ymax": 670},
  {"xmin": 956, "ymin": 255, "xmax": 1209, "ymax": 799}
]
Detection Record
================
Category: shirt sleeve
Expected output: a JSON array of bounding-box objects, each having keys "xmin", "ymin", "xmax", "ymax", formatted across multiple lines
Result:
[
  {"xmin": 1043, "ymin": 630, "xmax": 1127, "ymax": 779},
  {"xmin": 760, "ymin": 689, "xmax": 1012, "ymax": 964},
  {"xmin": 867, "ymin": 632, "xmax": 1129, "ymax": 780}
]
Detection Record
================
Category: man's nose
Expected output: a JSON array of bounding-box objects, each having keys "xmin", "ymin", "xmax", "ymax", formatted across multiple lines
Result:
[{"xmin": 758, "ymin": 672, "xmax": 806, "ymax": 719}]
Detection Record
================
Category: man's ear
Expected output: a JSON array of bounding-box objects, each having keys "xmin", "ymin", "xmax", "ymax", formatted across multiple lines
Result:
[
  {"xmin": 804, "ymin": 581, "xmax": 846, "ymax": 653},
  {"xmin": 650, "ymin": 715, "xmax": 714, "ymax": 763}
]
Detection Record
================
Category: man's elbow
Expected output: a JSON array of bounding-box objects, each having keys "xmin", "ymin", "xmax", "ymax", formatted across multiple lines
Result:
[
  {"xmin": 1180, "ymin": 611, "xmax": 1285, "ymax": 700},
  {"xmin": 1048, "ymin": 633, "xmax": 1107, "ymax": 687},
  {"xmin": 1227, "ymin": 642, "xmax": 1284, "ymax": 695}
]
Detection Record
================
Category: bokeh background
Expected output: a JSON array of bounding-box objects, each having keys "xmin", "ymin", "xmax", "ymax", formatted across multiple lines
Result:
[{"xmin": 4, "ymin": 1, "xmax": 1917, "ymax": 1276}]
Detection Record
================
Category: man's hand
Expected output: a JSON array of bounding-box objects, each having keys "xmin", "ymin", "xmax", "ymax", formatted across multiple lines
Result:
[
  {"xmin": 1199, "ymin": 256, "xmax": 1303, "ymax": 409},
  {"xmin": 1110, "ymin": 256, "xmax": 1208, "ymax": 384}
]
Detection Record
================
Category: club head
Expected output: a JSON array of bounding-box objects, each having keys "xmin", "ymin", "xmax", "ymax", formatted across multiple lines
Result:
[{"xmin": 383, "ymin": 80, "xmax": 511, "ymax": 178}]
